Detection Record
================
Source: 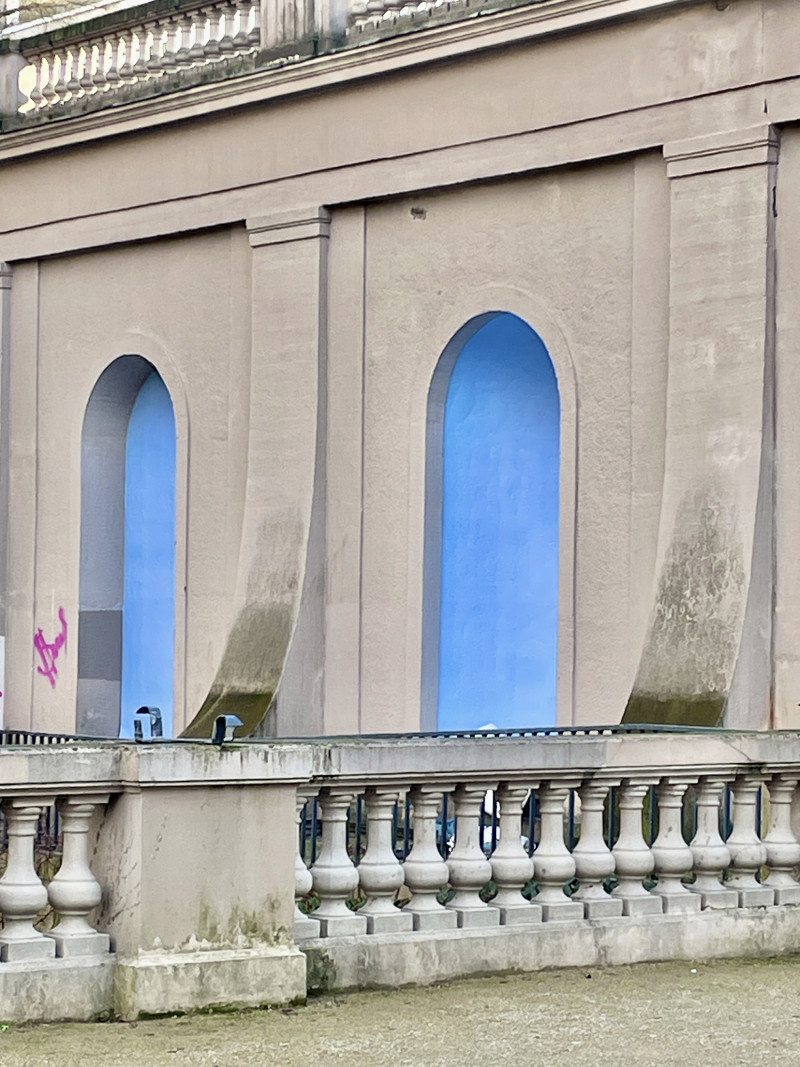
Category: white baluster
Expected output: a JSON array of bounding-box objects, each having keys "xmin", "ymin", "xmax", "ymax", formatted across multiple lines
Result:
[
  {"xmin": 150, "ymin": 21, "xmax": 173, "ymax": 75},
  {"xmin": 52, "ymin": 50, "xmax": 70, "ymax": 103},
  {"xmin": 532, "ymin": 780, "xmax": 583, "ymax": 921},
  {"xmin": 612, "ymin": 779, "xmax": 663, "ymax": 916},
  {"xmin": 650, "ymin": 778, "xmax": 701, "ymax": 914},
  {"xmin": 40, "ymin": 53, "xmax": 58, "ymax": 109},
  {"xmin": 293, "ymin": 793, "xmax": 320, "ymax": 939},
  {"xmin": 80, "ymin": 43, "xmax": 97, "ymax": 96},
  {"xmin": 218, "ymin": 2, "xmax": 237, "ymax": 53},
  {"xmin": 45, "ymin": 795, "xmax": 110, "ymax": 957},
  {"xmin": 366, "ymin": 0, "xmax": 385, "ymax": 27},
  {"xmin": 727, "ymin": 775, "xmax": 773, "ymax": 906},
  {"xmin": 232, "ymin": 0, "xmax": 251, "ymax": 51},
  {"xmin": 445, "ymin": 783, "xmax": 499, "ymax": 928},
  {"xmin": 763, "ymin": 774, "xmax": 800, "ymax": 905},
  {"xmin": 247, "ymin": 1, "xmax": 261, "ymax": 49},
  {"xmin": 203, "ymin": 7, "xmax": 223, "ymax": 60},
  {"xmin": 572, "ymin": 778, "xmax": 622, "ymax": 919},
  {"xmin": 131, "ymin": 29, "xmax": 151, "ymax": 82},
  {"xmin": 27, "ymin": 53, "xmax": 45, "ymax": 110},
  {"xmin": 688, "ymin": 777, "xmax": 737, "ymax": 909},
  {"xmin": 489, "ymin": 784, "xmax": 540, "ymax": 925},
  {"xmin": 402, "ymin": 786, "xmax": 457, "ymax": 931},
  {"xmin": 0, "ymin": 798, "xmax": 56, "ymax": 960},
  {"xmin": 174, "ymin": 14, "xmax": 195, "ymax": 68},
  {"xmin": 188, "ymin": 10, "xmax": 210, "ymax": 64},
  {"xmin": 358, "ymin": 789, "xmax": 412, "ymax": 933},
  {"xmin": 104, "ymin": 36, "xmax": 122, "ymax": 90},
  {"xmin": 310, "ymin": 790, "xmax": 367, "ymax": 936},
  {"xmin": 118, "ymin": 32, "xmax": 135, "ymax": 84},
  {"xmin": 66, "ymin": 48, "xmax": 83, "ymax": 101}
]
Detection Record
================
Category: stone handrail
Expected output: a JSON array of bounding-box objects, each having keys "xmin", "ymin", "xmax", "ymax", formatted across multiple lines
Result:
[{"xmin": 2, "ymin": 730, "xmax": 800, "ymax": 1020}]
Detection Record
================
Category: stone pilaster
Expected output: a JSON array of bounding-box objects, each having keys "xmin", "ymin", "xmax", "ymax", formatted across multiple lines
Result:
[
  {"xmin": 183, "ymin": 208, "xmax": 329, "ymax": 738},
  {"xmin": 626, "ymin": 126, "xmax": 778, "ymax": 728}
]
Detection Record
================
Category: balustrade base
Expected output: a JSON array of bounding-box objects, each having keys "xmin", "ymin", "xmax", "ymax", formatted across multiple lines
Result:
[
  {"xmin": 614, "ymin": 894, "xmax": 664, "ymax": 917},
  {"xmin": 294, "ymin": 915, "xmax": 321, "ymax": 940},
  {"xmin": 771, "ymin": 886, "xmax": 800, "ymax": 906},
  {"xmin": 317, "ymin": 913, "xmax": 368, "ymax": 937},
  {"xmin": 734, "ymin": 886, "xmax": 775, "ymax": 908},
  {"xmin": 364, "ymin": 910, "xmax": 414, "ymax": 934},
  {"xmin": 0, "ymin": 935, "xmax": 56, "ymax": 962},
  {"xmin": 46, "ymin": 931, "xmax": 111, "ymax": 958},
  {"xmin": 407, "ymin": 908, "xmax": 458, "ymax": 932},
  {"xmin": 540, "ymin": 899, "xmax": 584, "ymax": 922},
  {"xmin": 652, "ymin": 892, "xmax": 701, "ymax": 916},
  {"xmin": 448, "ymin": 905, "xmax": 501, "ymax": 929},
  {"xmin": 491, "ymin": 902, "xmax": 543, "ymax": 925},
  {"xmin": 580, "ymin": 897, "xmax": 623, "ymax": 919},
  {"xmin": 689, "ymin": 886, "xmax": 739, "ymax": 910}
]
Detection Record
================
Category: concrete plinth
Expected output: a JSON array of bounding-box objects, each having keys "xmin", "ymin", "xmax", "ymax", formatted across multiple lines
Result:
[
  {"xmin": 654, "ymin": 893, "xmax": 702, "ymax": 916},
  {"xmin": 317, "ymin": 914, "xmax": 368, "ymax": 937},
  {"xmin": 0, "ymin": 935, "xmax": 56, "ymax": 962},
  {"xmin": 364, "ymin": 910, "xmax": 414, "ymax": 934},
  {"xmin": 114, "ymin": 945, "xmax": 307, "ymax": 1020},
  {"xmin": 408, "ymin": 908, "xmax": 458, "ymax": 932},
  {"xmin": 691, "ymin": 887, "xmax": 739, "ymax": 910},
  {"xmin": 580, "ymin": 897, "xmax": 623, "ymax": 920},
  {"xmin": 0, "ymin": 955, "xmax": 114, "ymax": 1022},
  {"xmin": 770, "ymin": 886, "xmax": 800, "ymax": 906},
  {"xmin": 540, "ymin": 900, "xmax": 584, "ymax": 922},
  {"xmin": 294, "ymin": 915, "xmax": 321, "ymax": 940},
  {"xmin": 492, "ymin": 903, "xmax": 543, "ymax": 925},
  {"xmin": 735, "ymin": 886, "xmax": 775, "ymax": 908},
  {"xmin": 449, "ymin": 905, "xmax": 501, "ymax": 929},
  {"xmin": 46, "ymin": 931, "xmax": 111, "ymax": 958},
  {"xmin": 614, "ymin": 894, "xmax": 664, "ymax": 917}
]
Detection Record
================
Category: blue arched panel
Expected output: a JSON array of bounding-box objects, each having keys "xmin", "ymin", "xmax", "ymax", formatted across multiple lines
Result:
[
  {"xmin": 120, "ymin": 372, "xmax": 177, "ymax": 738},
  {"xmin": 437, "ymin": 313, "xmax": 560, "ymax": 731}
]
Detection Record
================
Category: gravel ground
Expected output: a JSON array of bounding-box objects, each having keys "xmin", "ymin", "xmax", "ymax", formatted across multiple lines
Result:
[{"xmin": 2, "ymin": 957, "xmax": 799, "ymax": 1066}]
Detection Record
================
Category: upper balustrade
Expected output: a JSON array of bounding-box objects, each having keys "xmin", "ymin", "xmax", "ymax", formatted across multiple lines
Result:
[{"xmin": 0, "ymin": 0, "xmax": 526, "ymax": 121}]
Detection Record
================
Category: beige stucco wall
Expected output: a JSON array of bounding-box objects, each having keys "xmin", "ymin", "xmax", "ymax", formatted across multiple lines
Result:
[{"xmin": 0, "ymin": 0, "xmax": 799, "ymax": 735}]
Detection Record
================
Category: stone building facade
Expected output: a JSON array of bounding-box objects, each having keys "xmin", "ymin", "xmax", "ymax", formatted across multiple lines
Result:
[{"xmin": 0, "ymin": 0, "xmax": 796, "ymax": 738}]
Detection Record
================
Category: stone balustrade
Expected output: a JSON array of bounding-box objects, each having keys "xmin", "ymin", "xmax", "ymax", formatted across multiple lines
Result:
[
  {"xmin": 1, "ymin": 0, "xmax": 263, "ymax": 117},
  {"xmin": 2, "ymin": 728, "xmax": 800, "ymax": 1020},
  {"xmin": 0, "ymin": 0, "xmax": 487, "ymax": 119}
]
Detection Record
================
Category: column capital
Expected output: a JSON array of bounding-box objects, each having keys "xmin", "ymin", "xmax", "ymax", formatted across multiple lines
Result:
[
  {"xmin": 0, "ymin": 263, "xmax": 11, "ymax": 290},
  {"xmin": 246, "ymin": 208, "xmax": 331, "ymax": 248},
  {"xmin": 663, "ymin": 124, "xmax": 779, "ymax": 179}
]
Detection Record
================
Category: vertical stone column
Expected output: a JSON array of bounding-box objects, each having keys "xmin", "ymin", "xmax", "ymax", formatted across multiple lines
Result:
[
  {"xmin": 489, "ymin": 784, "xmax": 540, "ymax": 925},
  {"xmin": 358, "ymin": 788, "xmax": 412, "ymax": 933},
  {"xmin": 293, "ymin": 791, "xmax": 320, "ymax": 940},
  {"xmin": 650, "ymin": 778, "xmax": 700, "ymax": 914},
  {"xmin": 688, "ymin": 777, "xmax": 737, "ymax": 909},
  {"xmin": 727, "ymin": 774, "xmax": 773, "ymax": 907},
  {"xmin": 626, "ymin": 127, "xmax": 778, "ymax": 729},
  {"xmin": 45, "ymin": 794, "xmax": 110, "ymax": 957},
  {"xmin": 445, "ymin": 783, "xmax": 500, "ymax": 928},
  {"xmin": 0, "ymin": 797, "xmax": 55, "ymax": 960},
  {"xmin": 402, "ymin": 786, "xmax": 457, "ymax": 931},
  {"xmin": 185, "ymin": 209, "xmax": 329, "ymax": 738},
  {"xmin": 572, "ymin": 778, "xmax": 621, "ymax": 919},
  {"xmin": 612, "ymin": 778, "xmax": 663, "ymax": 916},
  {"xmin": 310, "ymin": 789, "xmax": 367, "ymax": 937},
  {"xmin": 763, "ymin": 774, "xmax": 800, "ymax": 905},
  {"xmin": 532, "ymin": 780, "xmax": 583, "ymax": 922}
]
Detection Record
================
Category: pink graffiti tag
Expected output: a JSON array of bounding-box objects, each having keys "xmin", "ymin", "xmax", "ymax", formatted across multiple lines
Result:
[{"xmin": 34, "ymin": 607, "xmax": 67, "ymax": 688}]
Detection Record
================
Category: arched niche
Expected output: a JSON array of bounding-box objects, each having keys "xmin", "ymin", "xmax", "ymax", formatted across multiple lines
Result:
[
  {"xmin": 422, "ymin": 312, "xmax": 561, "ymax": 732},
  {"xmin": 78, "ymin": 356, "xmax": 176, "ymax": 737}
]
